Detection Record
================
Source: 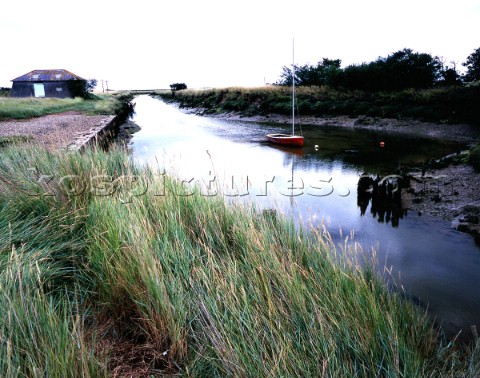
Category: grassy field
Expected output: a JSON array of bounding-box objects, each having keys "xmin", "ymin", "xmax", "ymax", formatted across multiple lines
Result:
[
  {"xmin": 0, "ymin": 144, "xmax": 479, "ymax": 376},
  {"xmin": 156, "ymin": 85, "xmax": 480, "ymax": 125},
  {"xmin": 0, "ymin": 92, "xmax": 133, "ymax": 120}
]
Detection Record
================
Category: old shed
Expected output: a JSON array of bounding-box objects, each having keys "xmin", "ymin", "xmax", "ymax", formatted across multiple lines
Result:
[{"xmin": 10, "ymin": 69, "xmax": 86, "ymax": 98}]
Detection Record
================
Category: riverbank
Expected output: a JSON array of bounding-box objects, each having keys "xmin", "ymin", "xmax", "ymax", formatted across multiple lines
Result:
[
  {"xmin": 1, "ymin": 146, "xmax": 478, "ymax": 376},
  {"xmin": 155, "ymin": 85, "xmax": 480, "ymax": 126},
  {"xmin": 407, "ymin": 163, "xmax": 480, "ymax": 240}
]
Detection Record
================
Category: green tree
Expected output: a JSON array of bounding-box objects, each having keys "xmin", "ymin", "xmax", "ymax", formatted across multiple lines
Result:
[
  {"xmin": 338, "ymin": 48, "xmax": 442, "ymax": 91},
  {"xmin": 439, "ymin": 65, "xmax": 461, "ymax": 86},
  {"xmin": 463, "ymin": 47, "xmax": 480, "ymax": 82},
  {"xmin": 340, "ymin": 63, "xmax": 376, "ymax": 91},
  {"xmin": 276, "ymin": 48, "xmax": 442, "ymax": 91},
  {"xmin": 86, "ymin": 79, "xmax": 97, "ymax": 93},
  {"xmin": 312, "ymin": 58, "xmax": 342, "ymax": 86},
  {"xmin": 68, "ymin": 78, "xmax": 97, "ymax": 99},
  {"xmin": 276, "ymin": 59, "xmax": 342, "ymax": 87},
  {"xmin": 376, "ymin": 48, "xmax": 442, "ymax": 90},
  {"xmin": 276, "ymin": 65, "xmax": 297, "ymax": 86},
  {"xmin": 170, "ymin": 83, "xmax": 187, "ymax": 92}
]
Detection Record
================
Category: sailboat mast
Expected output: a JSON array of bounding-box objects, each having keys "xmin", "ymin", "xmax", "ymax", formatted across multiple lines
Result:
[{"xmin": 292, "ymin": 39, "xmax": 295, "ymax": 136}]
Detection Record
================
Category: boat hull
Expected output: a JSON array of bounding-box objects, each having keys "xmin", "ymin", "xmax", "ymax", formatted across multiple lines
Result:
[{"xmin": 266, "ymin": 133, "xmax": 304, "ymax": 147}]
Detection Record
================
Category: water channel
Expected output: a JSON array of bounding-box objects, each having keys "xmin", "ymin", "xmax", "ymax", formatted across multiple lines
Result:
[{"xmin": 129, "ymin": 95, "xmax": 479, "ymax": 340}]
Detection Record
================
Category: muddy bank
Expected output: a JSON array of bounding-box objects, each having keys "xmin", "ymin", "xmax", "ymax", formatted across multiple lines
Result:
[
  {"xmin": 113, "ymin": 120, "xmax": 141, "ymax": 148},
  {"xmin": 405, "ymin": 163, "xmax": 480, "ymax": 241}
]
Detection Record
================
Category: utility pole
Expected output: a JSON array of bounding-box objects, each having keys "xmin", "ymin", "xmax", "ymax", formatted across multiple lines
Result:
[
  {"xmin": 100, "ymin": 80, "xmax": 105, "ymax": 93},
  {"xmin": 106, "ymin": 81, "xmax": 109, "ymax": 92}
]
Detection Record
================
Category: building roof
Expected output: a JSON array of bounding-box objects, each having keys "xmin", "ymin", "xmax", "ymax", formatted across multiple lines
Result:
[{"xmin": 12, "ymin": 69, "xmax": 86, "ymax": 82}]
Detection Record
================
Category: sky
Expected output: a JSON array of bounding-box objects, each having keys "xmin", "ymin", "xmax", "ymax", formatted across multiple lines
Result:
[{"xmin": 1, "ymin": 0, "xmax": 479, "ymax": 90}]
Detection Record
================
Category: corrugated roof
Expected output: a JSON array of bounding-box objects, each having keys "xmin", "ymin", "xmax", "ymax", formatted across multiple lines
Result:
[{"xmin": 12, "ymin": 69, "xmax": 86, "ymax": 82}]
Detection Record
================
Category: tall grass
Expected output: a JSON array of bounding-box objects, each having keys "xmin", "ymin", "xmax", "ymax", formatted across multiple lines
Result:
[
  {"xmin": 0, "ymin": 93, "xmax": 129, "ymax": 120},
  {"xmin": 0, "ymin": 145, "xmax": 479, "ymax": 376}
]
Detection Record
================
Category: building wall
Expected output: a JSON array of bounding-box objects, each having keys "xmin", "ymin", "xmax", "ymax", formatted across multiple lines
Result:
[
  {"xmin": 10, "ymin": 82, "xmax": 34, "ymax": 97},
  {"xmin": 10, "ymin": 81, "xmax": 75, "ymax": 98},
  {"xmin": 43, "ymin": 82, "xmax": 73, "ymax": 98}
]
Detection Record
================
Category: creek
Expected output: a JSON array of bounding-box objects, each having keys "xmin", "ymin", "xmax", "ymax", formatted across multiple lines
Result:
[{"xmin": 129, "ymin": 95, "xmax": 480, "ymax": 340}]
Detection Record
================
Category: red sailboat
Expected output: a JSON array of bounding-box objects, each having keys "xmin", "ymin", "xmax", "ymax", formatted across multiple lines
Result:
[
  {"xmin": 266, "ymin": 40, "xmax": 304, "ymax": 148},
  {"xmin": 266, "ymin": 133, "xmax": 304, "ymax": 147}
]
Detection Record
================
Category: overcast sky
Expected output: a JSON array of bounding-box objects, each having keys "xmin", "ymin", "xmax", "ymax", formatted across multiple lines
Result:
[{"xmin": 1, "ymin": 0, "xmax": 479, "ymax": 90}]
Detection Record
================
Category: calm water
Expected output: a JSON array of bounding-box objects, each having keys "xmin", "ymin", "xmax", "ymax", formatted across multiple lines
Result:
[{"xmin": 130, "ymin": 95, "xmax": 480, "ymax": 339}]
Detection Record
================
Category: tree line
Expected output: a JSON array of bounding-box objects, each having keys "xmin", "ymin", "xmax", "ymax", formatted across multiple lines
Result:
[{"xmin": 277, "ymin": 47, "xmax": 480, "ymax": 91}]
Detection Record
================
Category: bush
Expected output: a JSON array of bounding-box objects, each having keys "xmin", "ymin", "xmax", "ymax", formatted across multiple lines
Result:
[
  {"xmin": 469, "ymin": 144, "xmax": 480, "ymax": 170},
  {"xmin": 170, "ymin": 83, "xmax": 187, "ymax": 91},
  {"xmin": 0, "ymin": 87, "xmax": 10, "ymax": 97}
]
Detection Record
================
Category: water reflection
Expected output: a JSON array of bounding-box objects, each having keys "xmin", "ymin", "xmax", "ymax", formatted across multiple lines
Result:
[{"xmin": 357, "ymin": 174, "xmax": 409, "ymax": 227}]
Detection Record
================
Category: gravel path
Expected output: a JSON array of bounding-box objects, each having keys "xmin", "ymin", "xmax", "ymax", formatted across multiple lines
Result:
[{"xmin": 0, "ymin": 112, "xmax": 115, "ymax": 150}]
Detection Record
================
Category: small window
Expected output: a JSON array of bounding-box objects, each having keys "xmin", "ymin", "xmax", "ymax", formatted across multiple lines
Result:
[
  {"xmin": 32, "ymin": 74, "xmax": 39, "ymax": 80},
  {"xmin": 55, "ymin": 74, "xmax": 62, "ymax": 79},
  {"xmin": 56, "ymin": 87, "xmax": 63, "ymax": 92}
]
